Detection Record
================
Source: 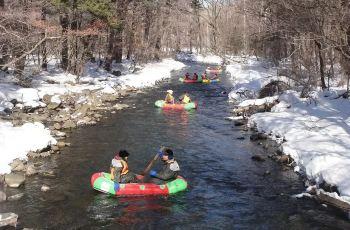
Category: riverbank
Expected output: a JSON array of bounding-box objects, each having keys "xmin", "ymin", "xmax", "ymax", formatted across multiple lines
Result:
[
  {"xmin": 226, "ymin": 56, "xmax": 350, "ymax": 212},
  {"xmin": 0, "ymin": 58, "xmax": 185, "ymax": 186}
]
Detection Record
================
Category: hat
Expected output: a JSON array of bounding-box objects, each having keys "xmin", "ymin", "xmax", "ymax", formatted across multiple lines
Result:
[{"xmin": 166, "ymin": 90, "xmax": 173, "ymax": 94}]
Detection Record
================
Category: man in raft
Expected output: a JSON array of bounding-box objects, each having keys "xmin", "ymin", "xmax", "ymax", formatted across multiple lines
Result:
[
  {"xmin": 149, "ymin": 147, "xmax": 180, "ymax": 182},
  {"xmin": 184, "ymin": 72, "xmax": 190, "ymax": 80},
  {"xmin": 165, "ymin": 89, "xmax": 175, "ymax": 104},
  {"xmin": 110, "ymin": 150, "xmax": 137, "ymax": 183}
]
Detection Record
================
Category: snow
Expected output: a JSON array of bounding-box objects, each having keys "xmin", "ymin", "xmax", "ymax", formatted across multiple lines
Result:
[
  {"xmin": 238, "ymin": 96, "xmax": 278, "ymax": 107},
  {"xmin": 250, "ymin": 90, "xmax": 350, "ymax": 200},
  {"xmin": 226, "ymin": 57, "xmax": 284, "ymax": 103},
  {"xmin": 116, "ymin": 59, "xmax": 185, "ymax": 88},
  {"xmin": 0, "ymin": 122, "xmax": 57, "ymax": 174}
]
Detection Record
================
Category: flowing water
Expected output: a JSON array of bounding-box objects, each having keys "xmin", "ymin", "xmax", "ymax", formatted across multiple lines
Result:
[{"xmin": 1, "ymin": 63, "xmax": 349, "ymax": 229}]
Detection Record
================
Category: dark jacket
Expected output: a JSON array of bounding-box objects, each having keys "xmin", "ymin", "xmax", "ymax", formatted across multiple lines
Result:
[{"xmin": 154, "ymin": 159, "xmax": 180, "ymax": 181}]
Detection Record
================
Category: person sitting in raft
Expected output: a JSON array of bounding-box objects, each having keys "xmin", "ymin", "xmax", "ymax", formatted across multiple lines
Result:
[
  {"xmin": 165, "ymin": 89, "xmax": 175, "ymax": 104},
  {"xmin": 202, "ymin": 72, "xmax": 207, "ymax": 80},
  {"xmin": 192, "ymin": 73, "xmax": 199, "ymax": 81},
  {"xmin": 184, "ymin": 72, "xmax": 190, "ymax": 80},
  {"xmin": 149, "ymin": 147, "xmax": 180, "ymax": 182},
  {"xmin": 110, "ymin": 150, "xmax": 137, "ymax": 183},
  {"xmin": 179, "ymin": 92, "xmax": 191, "ymax": 104}
]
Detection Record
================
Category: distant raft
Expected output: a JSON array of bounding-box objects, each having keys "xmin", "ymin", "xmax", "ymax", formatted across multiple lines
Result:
[
  {"xmin": 179, "ymin": 77, "xmax": 220, "ymax": 84},
  {"xmin": 205, "ymin": 66, "xmax": 223, "ymax": 74},
  {"xmin": 155, "ymin": 100, "xmax": 197, "ymax": 110},
  {"xmin": 91, "ymin": 172, "xmax": 188, "ymax": 196}
]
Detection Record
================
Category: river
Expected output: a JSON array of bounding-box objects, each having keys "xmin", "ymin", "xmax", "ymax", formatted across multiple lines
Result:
[{"xmin": 1, "ymin": 62, "xmax": 349, "ymax": 229}]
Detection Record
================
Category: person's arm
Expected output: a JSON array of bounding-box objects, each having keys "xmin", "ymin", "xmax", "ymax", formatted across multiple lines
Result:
[{"xmin": 150, "ymin": 165, "xmax": 178, "ymax": 181}]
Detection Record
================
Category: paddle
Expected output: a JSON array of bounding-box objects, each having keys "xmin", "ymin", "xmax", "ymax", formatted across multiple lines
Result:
[{"xmin": 139, "ymin": 147, "xmax": 163, "ymax": 179}]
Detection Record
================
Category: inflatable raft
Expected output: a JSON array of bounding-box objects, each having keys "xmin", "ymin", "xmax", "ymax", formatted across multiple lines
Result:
[
  {"xmin": 155, "ymin": 100, "xmax": 197, "ymax": 110},
  {"xmin": 206, "ymin": 66, "xmax": 223, "ymax": 74},
  {"xmin": 91, "ymin": 172, "xmax": 188, "ymax": 196},
  {"xmin": 179, "ymin": 77, "xmax": 220, "ymax": 84},
  {"xmin": 179, "ymin": 77, "xmax": 202, "ymax": 83}
]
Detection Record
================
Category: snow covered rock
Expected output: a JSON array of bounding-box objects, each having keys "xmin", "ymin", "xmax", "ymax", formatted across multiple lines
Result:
[{"xmin": 5, "ymin": 173, "xmax": 25, "ymax": 188}]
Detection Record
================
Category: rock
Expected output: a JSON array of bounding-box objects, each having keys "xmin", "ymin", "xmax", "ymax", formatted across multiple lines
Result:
[
  {"xmin": 40, "ymin": 151, "xmax": 52, "ymax": 157},
  {"xmin": 263, "ymin": 170, "xmax": 271, "ymax": 176},
  {"xmin": 0, "ymin": 212, "xmax": 18, "ymax": 227},
  {"xmin": 41, "ymin": 185, "xmax": 50, "ymax": 192},
  {"xmin": 7, "ymin": 193, "xmax": 24, "ymax": 201},
  {"xmin": 42, "ymin": 94, "xmax": 52, "ymax": 104},
  {"xmin": 113, "ymin": 103, "xmax": 129, "ymax": 110},
  {"xmin": 26, "ymin": 164, "xmax": 38, "ymax": 176},
  {"xmin": 62, "ymin": 120, "xmax": 76, "ymax": 129},
  {"xmin": 278, "ymin": 154, "xmax": 290, "ymax": 164},
  {"xmin": 53, "ymin": 123, "xmax": 62, "ymax": 130},
  {"xmin": 9, "ymin": 159, "xmax": 26, "ymax": 172},
  {"xmin": 57, "ymin": 141, "xmax": 67, "ymax": 148},
  {"xmin": 250, "ymin": 133, "xmax": 268, "ymax": 141},
  {"xmin": 47, "ymin": 102, "xmax": 60, "ymax": 110},
  {"xmin": 4, "ymin": 173, "xmax": 25, "ymax": 188},
  {"xmin": 112, "ymin": 70, "xmax": 121, "ymax": 76},
  {"xmin": 0, "ymin": 191, "xmax": 6, "ymax": 202},
  {"xmin": 40, "ymin": 171, "xmax": 56, "ymax": 178},
  {"xmin": 51, "ymin": 145, "xmax": 60, "ymax": 152},
  {"xmin": 234, "ymin": 120, "xmax": 245, "ymax": 126},
  {"xmin": 94, "ymin": 113, "xmax": 103, "ymax": 119},
  {"xmin": 10, "ymin": 99, "xmax": 18, "ymax": 105},
  {"xmin": 251, "ymin": 154, "xmax": 266, "ymax": 162},
  {"xmin": 53, "ymin": 130, "xmax": 66, "ymax": 137},
  {"xmin": 236, "ymin": 136, "xmax": 245, "ymax": 140}
]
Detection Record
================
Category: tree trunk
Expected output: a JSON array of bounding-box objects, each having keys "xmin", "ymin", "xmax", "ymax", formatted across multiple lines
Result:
[
  {"xmin": 41, "ymin": 6, "xmax": 48, "ymax": 71},
  {"xmin": 60, "ymin": 12, "xmax": 69, "ymax": 71},
  {"xmin": 315, "ymin": 40, "xmax": 327, "ymax": 90},
  {"xmin": 0, "ymin": 0, "xmax": 4, "ymax": 8},
  {"xmin": 114, "ymin": 28, "xmax": 123, "ymax": 63},
  {"xmin": 104, "ymin": 29, "xmax": 115, "ymax": 71}
]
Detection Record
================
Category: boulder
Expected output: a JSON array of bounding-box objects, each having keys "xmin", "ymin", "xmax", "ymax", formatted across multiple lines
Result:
[
  {"xmin": 278, "ymin": 154, "xmax": 290, "ymax": 164},
  {"xmin": 251, "ymin": 154, "xmax": 266, "ymax": 162},
  {"xmin": 26, "ymin": 164, "xmax": 38, "ymax": 176},
  {"xmin": 250, "ymin": 133, "xmax": 268, "ymax": 141},
  {"xmin": 94, "ymin": 114, "xmax": 103, "ymax": 119},
  {"xmin": 234, "ymin": 119, "xmax": 245, "ymax": 126},
  {"xmin": 0, "ymin": 213, "xmax": 18, "ymax": 227},
  {"xmin": 7, "ymin": 193, "xmax": 24, "ymax": 201},
  {"xmin": 62, "ymin": 120, "xmax": 76, "ymax": 129},
  {"xmin": 47, "ymin": 102, "xmax": 60, "ymax": 110},
  {"xmin": 53, "ymin": 123, "xmax": 62, "ymax": 130},
  {"xmin": 9, "ymin": 159, "xmax": 26, "ymax": 172},
  {"xmin": 0, "ymin": 191, "xmax": 6, "ymax": 202},
  {"xmin": 51, "ymin": 145, "xmax": 60, "ymax": 152},
  {"xmin": 42, "ymin": 94, "xmax": 52, "ymax": 104},
  {"xmin": 57, "ymin": 141, "xmax": 67, "ymax": 148},
  {"xmin": 4, "ymin": 173, "xmax": 25, "ymax": 188}
]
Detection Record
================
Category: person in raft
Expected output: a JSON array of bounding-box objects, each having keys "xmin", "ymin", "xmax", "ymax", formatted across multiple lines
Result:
[
  {"xmin": 184, "ymin": 72, "xmax": 190, "ymax": 80},
  {"xmin": 165, "ymin": 89, "xmax": 175, "ymax": 104},
  {"xmin": 149, "ymin": 147, "xmax": 180, "ymax": 182},
  {"xmin": 201, "ymin": 72, "xmax": 207, "ymax": 80},
  {"xmin": 179, "ymin": 92, "xmax": 191, "ymax": 104},
  {"xmin": 110, "ymin": 150, "xmax": 137, "ymax": 183},
  {"xmin": 192, "ymin": 72, "xmax": 199, "ymax": 80},
  {"xmin": 211, "ymin": 73, "xmax": 219, "ymax": 80}
]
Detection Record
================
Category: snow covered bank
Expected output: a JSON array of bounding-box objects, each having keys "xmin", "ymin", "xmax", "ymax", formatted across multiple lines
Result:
[
  {"xmin": 226, "ymin": 57, "xmax": 284, "ymax": 103},
  {"xmin": 0, "ymin": 122, "xmax": 56, "ymax": 174},
  {"xmin": 250, "ymin": 90, "xmax": 350, "ymax": 202},
  {"xmin": 175, "ymin": 51, "xmax": 223, "ymax": 65},
  {"xmin": 117, "ymin": 59, "xmax": 185, "ymax": 88}
]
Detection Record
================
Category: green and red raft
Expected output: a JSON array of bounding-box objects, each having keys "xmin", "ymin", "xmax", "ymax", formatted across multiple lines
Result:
[
  {"xmin": 91, "ymin": 172, "xmax": 188, "ymax": 196},
  {"xmin": 155, "ymin": 100, "xmax": 197, "ymax": 110}
]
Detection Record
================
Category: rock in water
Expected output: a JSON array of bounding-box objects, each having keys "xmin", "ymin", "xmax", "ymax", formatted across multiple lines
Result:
[
  {"xmin": 4, "ymin": 173, "xmax": 25, "ymax": 188},
  {"xmin": 41, "ymin": 185, "xmax": 50, "ymax": 192},
  {"xmin": 0, "ymin": 213, "xmax": 18, "ymax": 227},
  {"xmin": 0, "ymin": 191, "xmax": 6, "ymax": 202},
  {"xmin": 251, "ymin": 154, "xmax": 266, "ymax": 162},
  {"xmin": 7, "ymin": 193, "xmax": 24, "ymax": 201}
]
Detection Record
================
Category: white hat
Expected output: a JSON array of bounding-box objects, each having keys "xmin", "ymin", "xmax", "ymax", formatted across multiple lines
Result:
[{"xmin": 166, "ymin": 90, "xmax": 173, "ymax": 94}]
